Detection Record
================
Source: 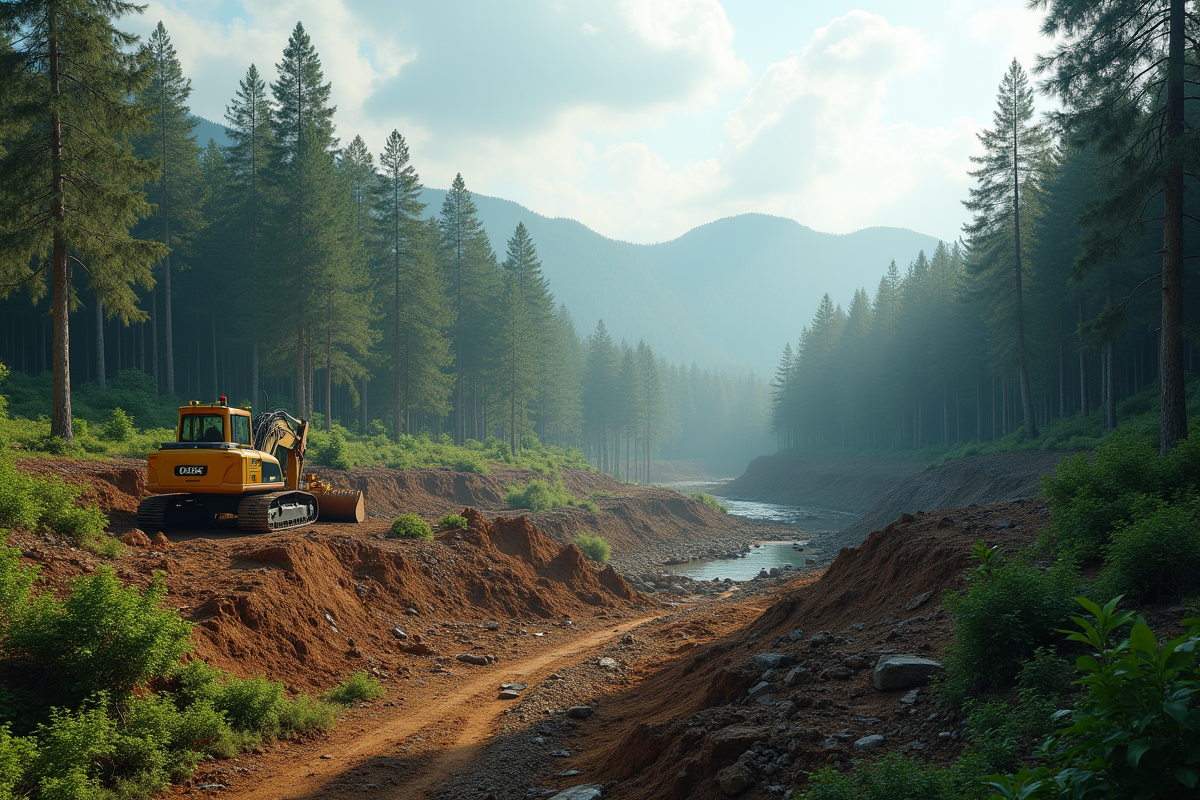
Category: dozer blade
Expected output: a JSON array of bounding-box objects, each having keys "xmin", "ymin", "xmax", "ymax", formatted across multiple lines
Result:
[
  {"xmin": 237, "ymin": 491, "xmax": 319, "ymax": 533},
  {"xmin": 315, "ymin": 488, "xmax": 365, "ymax": 523}
]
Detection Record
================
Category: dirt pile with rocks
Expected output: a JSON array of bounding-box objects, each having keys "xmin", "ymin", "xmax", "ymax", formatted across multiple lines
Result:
[
  {"xmin": 722, "ymin": 454, "xmax": 923, "ymax": 512},
  {"xmin": 565, "ymin": 500, "xmax": 1049, "ymax": 799}
]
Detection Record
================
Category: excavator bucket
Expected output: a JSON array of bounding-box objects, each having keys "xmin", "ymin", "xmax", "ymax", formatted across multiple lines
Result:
[{"xmin": 305, "ymin": 475, "xmax": 366, "ymax": 523}]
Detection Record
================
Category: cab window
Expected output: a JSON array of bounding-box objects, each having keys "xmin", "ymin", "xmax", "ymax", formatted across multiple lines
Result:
[
  {"xmin": 180, "ymin": 414, "xmax": 226, "ymax": 443},
  {"xmin": 231, "ymin": 414, "xmax": 252, "ymax": 446}
]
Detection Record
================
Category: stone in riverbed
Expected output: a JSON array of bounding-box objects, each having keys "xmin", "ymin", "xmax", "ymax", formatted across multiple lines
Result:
[{"xmin": 873, "ymin": 655, "xmax": 943, "ymax": 691}]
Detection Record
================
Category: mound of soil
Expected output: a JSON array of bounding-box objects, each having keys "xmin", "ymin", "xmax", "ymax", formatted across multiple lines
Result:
[
  {"xmin": 569, "ymin": 500, "xmax": 1049, "ymax": 799},
  {"xmin": 15, "ymin": 457, "xmax": 145, "ymax": 516},
  {"xmin": 722, "ymin": 454, "xmax": 923, "ymax": 512},
  {"xmin": 840, "ymin": 451, "xmax": 1073, "ymax": 546}
]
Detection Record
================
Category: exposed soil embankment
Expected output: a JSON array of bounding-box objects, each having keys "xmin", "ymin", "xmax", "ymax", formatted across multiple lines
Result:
[
  {"xmin": 837, "ymin": 451, "xmax": 1073, "ymax": 548},
  {"xmin": 722, "ymin": 454, "xmax": 923, "ymax": 512},
  {"xmin": 565, "ymin": 501, "xmax": 1049, "ymax": 800}
]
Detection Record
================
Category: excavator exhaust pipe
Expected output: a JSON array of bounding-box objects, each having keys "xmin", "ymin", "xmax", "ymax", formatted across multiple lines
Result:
[{"xmin": 305, "ymin": 475, "xmax": 366, "ymax": 523}]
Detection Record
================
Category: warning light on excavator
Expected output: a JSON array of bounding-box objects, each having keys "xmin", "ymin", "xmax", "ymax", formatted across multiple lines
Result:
[{"xmin": 219, "ymin": 395, "xmax": 227, "ymax": 406}]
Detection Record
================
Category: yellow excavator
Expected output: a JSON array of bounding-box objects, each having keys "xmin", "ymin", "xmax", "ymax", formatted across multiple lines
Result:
[{"xmin": 137, "ymin": 396, "xmax": 365, "ymax": 532}]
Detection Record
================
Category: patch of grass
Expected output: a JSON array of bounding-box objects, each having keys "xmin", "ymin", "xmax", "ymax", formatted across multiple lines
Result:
[
  {"xmin": 438, "ymin": 513, "xmax": 468, "ymax": 530},
  {"xmin": 690, "ymin": 492, "xmax": 728, "ymax": 513},
  {"xmin": 388, "ymin": 514, "xmax": 433, "ymax": 540},
  {"xmin": 505, "ymin": 479, "xmax": 596, "ymax": 513},
  {"xmin": 324, "ymin": 672, "xmax": 385, "ymax": 705},
  {"xmin": 573, "ymin": 532, "xmax": 611, "ymax": 563}
]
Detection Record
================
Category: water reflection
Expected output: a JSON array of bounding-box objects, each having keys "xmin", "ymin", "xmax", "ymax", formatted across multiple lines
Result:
[{"xmin": 668, "ymin": 541, "xmax": 814, "ymax": 582}]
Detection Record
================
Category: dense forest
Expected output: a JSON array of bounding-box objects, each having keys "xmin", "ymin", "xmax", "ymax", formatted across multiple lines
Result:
[
  {"xmin": 0, "ymin": 15, "xmax": 768, "ymax": 477},
  {"xmin": 772, "ymin": 52, "xmax": 1200, "ymax": 455}
]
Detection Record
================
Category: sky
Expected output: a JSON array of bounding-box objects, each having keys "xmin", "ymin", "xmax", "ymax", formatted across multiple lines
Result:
[{"xmin": 126, "ymin": 1, "xmax": 1055, "ymax": 245}]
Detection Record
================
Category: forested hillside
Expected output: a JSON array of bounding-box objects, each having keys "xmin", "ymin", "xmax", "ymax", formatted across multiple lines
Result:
[
  {"xmin": 771, "ymin": 57, "xmax": 1200, "ymax": 457},
  {"xmin": 0, "ymin": 19, "xmax": 772, "ymax": 474}
]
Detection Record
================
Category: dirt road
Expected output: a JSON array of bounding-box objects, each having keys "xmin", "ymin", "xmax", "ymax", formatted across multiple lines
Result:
[{"xmin": 225, "ymin": 617, "xmax": 653, "ymax": 799}]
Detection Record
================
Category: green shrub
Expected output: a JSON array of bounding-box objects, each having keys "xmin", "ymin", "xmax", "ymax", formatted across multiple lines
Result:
[
  {"xmin": 505, "ymin": 479, "xmax": 592, "ymax": 513},
  {"xmin": 0, "ymin": 724, "xmax": 35, "ymax": 799},
  {"xmin": 939, "ymin": 547, "xmax": 1077, "ymax": 702},
  {"xmin": 1101, "ymin": 492, "xmax": 1200, "ymax": 602},
  {"xmin": 388, "ymin": 514, "xmax": 432, "ymax": 540},
  {"xmin": 9, "ymin": 568, "xmax": 192, "ymax": 708},
  {"xmin": 573, "ymin": 532, "xmax": 611, "ymax": 563},
  {"xmin": 100, "ymin": 408, "xmax": 136, "ymax": 442},
  {"xmin": 277, "ymin": 694, "xmax": 337, "ymax": 736},
  {"xmin": 0, "ymin": 455, "xmax": 114, "ymax": 553},
  {"xmin": 439, "ymin": 513, "xmax": 469, "ymax": 530},
  {"xmin": 987, "ymin": 598, "xmax": 1200, "ymax": 800},
  {"xmin": 324, "ymin": 672, "xmax": 385, "ymax": 705},
  {"xmin": 1042, "ymin": 427, "xmax": 1200, "ymax": 562},
  {"xmin": 691, "ymin": 492, "xmax": 728, "ymax": 514},
  {"xmin": 802, "ymin": 753, "xmax": 961, "ymax": 800}
]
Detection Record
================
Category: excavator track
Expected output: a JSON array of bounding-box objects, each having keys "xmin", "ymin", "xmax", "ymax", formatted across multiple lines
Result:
[
  {"xmin": 136, "ymin": 494, "xmax": 216, "ymax": 531},
  {"xmin": 237, "ymin": 491, "xmax": 319, "ymax": 533}
]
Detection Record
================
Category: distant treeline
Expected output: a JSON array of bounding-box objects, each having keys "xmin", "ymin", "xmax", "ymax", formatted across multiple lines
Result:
[
  {"xmin": 772, "ymin": 58, "xmax": 1200, "ymax": 454},
  {"xmin": 0, "ymin": 14, "xmax": 768, "ymax": 476}
]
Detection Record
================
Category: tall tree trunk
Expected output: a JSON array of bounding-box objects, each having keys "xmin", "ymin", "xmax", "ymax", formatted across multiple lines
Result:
[
  {"xmin": 48, "ymin": 27, "xmax": 72, "ymax": 442},
  {"xmin": 296, "ymin": 329, "xmax": 305, "ymax": 418},
  {"xmin": 325, "ymin": 295, "xmax": 332, "ymax": 431},
  {"xmin": 1012, "ymin": 84, "xmax": 1038, "ymax": 439},
  {"xmin": 360, "ymin": 377, "xmax": 368, "ymax": 435},
  {"xmin": 1160, "ymin": 0, "xmax": 1188, "ymax": 451},
  {"xmin": 160, "ymin": 63, "xmax": 175, "ymax": 398},
  {"xmin": 94, "ymin": 296, "xmax": 106, "ymax": 391},
  {"xmin": 251, "ymin": 342, "xmax": 259, "ymax": 408},
  {"xmin": 1078, "ymin": 297, "xmax": 1089, "ymax": 416}
]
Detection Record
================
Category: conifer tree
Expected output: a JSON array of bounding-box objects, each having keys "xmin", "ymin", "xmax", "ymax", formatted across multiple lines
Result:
[
  {"xmin": 0, "ymin": 0, "xmax": 165, "ymax": 441},
  {"xmin": 964, "ymin": 59, "xmax": 1050, "ymax": 440},
  {"xmin": 377, "ymin": 130, "xmax": 427, "ymax": 436},
  {"xmin": 635, "ymin": 340, "xmax": 664, "ymax": 483},
  {"xmin": 136, "ymin": 21, "xmax": 204, "ymax": 397},
  {"xmin": 393, "ymin": 218, "xmax": 453, "ymax": 432},
  {"xmin": 225, "ymin": 63, "xmax": 274, "ymax": 403},
  {"xmin": 340, "ymin": 134, "xmax": 376, "ymax": 431},
  {"xmin": 494, "ymin": 222, "xmax": 553, "ymax": 453},
  {"xmin": 583, "ymin": 320, "xmax": 619, "ymax": 472},
  {"xmin": 1035, "ymin": 0, "xmax": 1195, "ymax": 451}
]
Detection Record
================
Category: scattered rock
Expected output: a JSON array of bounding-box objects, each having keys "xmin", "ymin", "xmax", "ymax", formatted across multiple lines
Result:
[
  {"xmin": 550, "ymin": 749, "xmax": 571, "ymax": 758},
  {"xmin": 391, "ymin": 627, "xmax": 407, "ymax": 640},
  {"xmin": 783, "ymin": 666, "xmax": 807, "ymax": 688},
  {"xmin": 904, "ymin": 591, "xmax": 933, "ymax": 612},
  {"xmin": 900, "ymin": 688, "xmax": 920, "ymax": 705},
  {"xmin": 747, "ymin": 681, "xmax": 772, "ymax": 699},
  {"xmin": 547, "ymin": 786, "xmax": 602, "ymax": 800},
  {"xmin": 566, "ymin": 705, "xmax": 594, "ymax": 720},
  {"xmin": 808, "ymin": 632, "xmax": 833, "ymax": 647},
  {"xmin": 716, "ymin": 763, "xmax": 756, "ymax": 796},
  {"xmin": 500, "ymin": 682, "xmax": 529, "ymax": 692},
  {"xmin": 753, "ymin": 653, "xmax": 790, "ymax": 670},
  {"xmin": 757, "ymin": 569, "xmax": 770, "ymax": 580},
  {"xmin": 788, "ymin": 629, "xmax": 805, "ymax": 641},
  {"xmin": 597, "ymin": 657, "xmax": 619, "ymax": 670},
  {"xmin": 873, "ymin": 655, "xmax": 943, "ymax": 691},
  {"xmin": 456, "ymin": 653, "xmax": 490, "ymax": 666},
  {"xmin": 768, "ymin": 567, "xmax": 780, "ymax": 578},
  {"xmin": 842, "ymin": 656, "xmax": 868, "ymax": 670},
  {"xmin": 498, "ymin": 690, "xmax": 521, "ymax": 700},
  {"xmin": 404, "ymin": 607, "xmax": 420, "ymax": 615},
  {"xmin": 854, "ymin": 735, "xmax": 885, "ymax": 751},
  {"xmin": 850, "ymin": 623, "xmax": 864, "ymax": 631},
  {"xmin": 819, "ymin": 667, "xmax": 852, "ymax": 681},
  {"xmin": 993, "ymin": 519, "xmax": 1015, "ymax": 530},
  {"xmin": 118, "ymin": 529, "xmax": 151, "ymax": 548},
  {"xmin": 150, "ymin": 531, "xmax": 170, "ymax": 549}
]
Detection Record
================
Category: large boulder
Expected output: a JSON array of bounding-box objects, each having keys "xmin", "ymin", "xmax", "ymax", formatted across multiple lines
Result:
[{"xmin": 873, "ymin": 655, "xmax": 943, "ymax": 691}]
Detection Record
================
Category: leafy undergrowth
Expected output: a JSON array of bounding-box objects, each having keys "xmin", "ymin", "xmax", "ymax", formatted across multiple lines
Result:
[
  {"xmin": 505, "ymin": 478, "xmax": 597, "ymax": 513},
  {"xmin": 0, "ymin": 453, "xmax": 119, "ymax": 557},
  {"xmin": 0, "ymin": 542, "xmax": 337, "ymax": 799}
]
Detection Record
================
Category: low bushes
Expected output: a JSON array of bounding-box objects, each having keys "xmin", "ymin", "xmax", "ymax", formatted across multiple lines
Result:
[
  {"xmin": 573, "ymin": 532, "xmax": 611, "ymax": 563},
  {"xmin": 0, "ymin": 455, "xmax": 115, "ymax": 555},
  {"xmin": 388, "ymin": 514, "xmax": 432, "ymax": 540},
  {"xmin": 938, "ymin": 544, "xmax": 1077, "ymax": 703},
  {"xmin": 1100, "ymin": 493, "xmax": 1200, "ymax": 602},
  {"xmin": 691, "ymin": 492, "xmax": 728, "ymax": 514},
  {"xmin": 505, "ymin": 479, "xmax": 597, "ymax": 513},
  {"xmin": 0, "ymin": 538, "xmax": 335, "ymax": 798},
  {"xmin": 324, "ymin": 672, "xmax": 385, "ymax": 705},
  {"xmin": 438, "ymin": 513, "xmax": 468, "ymax": 530}
]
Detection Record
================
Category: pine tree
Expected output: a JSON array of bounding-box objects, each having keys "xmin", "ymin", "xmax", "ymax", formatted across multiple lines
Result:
[
  {"xmin": 225, "ymin": 63, "xmax": 274, "ymax": 403},
  {"xmin": 439, "ymin": 173, "xmax": 499, "ymax": 442},
  {"xmin": 964, "ymin": 59, "xmax": 1050, "ymax": 440},
  {"xmin": 376, "ymin": 130, "xmax": 428, "ymax": 436},
  {"xmin": 494, "ymin": 222, "xmax": 553, "ymax": 453},
  {"xmin": 0, "ymin": 0, "xmax": 165, "ymax": 441},
  {"xmin": 635, "ymin": 340, "xmax": 663, "ymax": 483},
  {"xmin": 339, "ymin": 134, "xmax": 376, "ymax": 431},
  {"xmin": 1035, "ymin": 0, "xmax": 1195, "ymax": 451},
  {"xmin": 583, "ymin": 321, "xmax": 619, "ymax": 472},
  {"xmin": 394, "ymin": 219, "xmax": 453, "ymax": 432},
  {"xmin": 135, "ymin": 21, "xmax": 204, "ymax": 398},
  {"xmin": 266, "ymin": 21, "xmax": 339, "ymax": 420}
]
